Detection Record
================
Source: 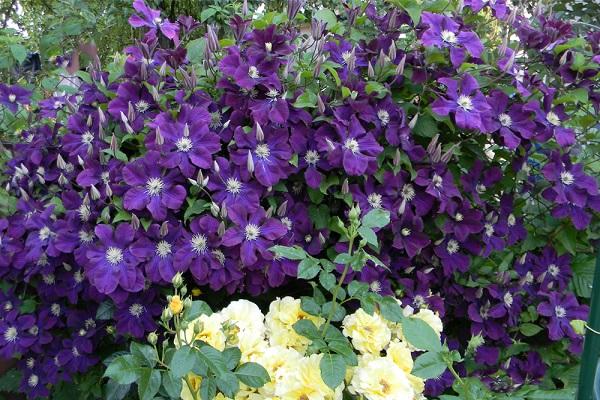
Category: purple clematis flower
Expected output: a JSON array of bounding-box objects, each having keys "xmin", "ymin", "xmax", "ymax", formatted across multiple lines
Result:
[
  {"xmin": 483, "ymin": 90, "xmax": 536, "ymax": 149},
  {"xmin": 85, "ymin": 223, "xmax": 144, "ymax": 294},
  {"xmin": 0, "ymin": 84, "xmax": 31, "ymax": 113},
  {"xmin": 222, "ymin": 205, "xmax": 287, "ymax": 266},
  {"xmin": 319, "ymin": 115, "xmax": 383, "ymax": 176},
  {"xmin": 0, "ymin": 315, "xmax": 36, "ymax": 358},
  {"xmin": 443, "ymin": 201, "xmax": 484, "ymax": 241},
  {"xmin": 524, "ymin": 89, "xmax": 575, "ymax": 146},
  {"xmin": 114, "ymin": 290, "xmax": 162, "ymax": 338},
  {"xmin": 57, "ymin": 337, "xmax": 97, "ymax": 373},
  {"xmin": 61, "ymin": 111, "xmax": 105, "ymax": 161},
  {"xmin": 208, "ymin": 157, "xmax": 262, "ymax": 212},
  {"xmin": 128, "ymin": 0, "xmax": 179, "ymax": 43},
  {"xmin": 434, "ymin": 236, "xmax": 480, "ymax": 276},
  {"xmin": 108, "ymin": 82, "xmax": 156, "ymax": 132},
  {"xmin": 231, "ymin": 125, "xmax": 292, "ymax": 187},
  {"xmin": 150, "ymin": 106, "xmax": 220, "ymax": 177},
  {"xmin": 421, "ymin": 12, "xmax": 484, "ymax": 68},
  {"xmin": 122, "ymin": 151, "xmax": 186, "ymax": 221},
  {"xmin": 391, "ymin": 215, "xmax": 430, "ymax": 257},
  {"xmin": 532, "ymin": 246, "xmax": 572, "ymax": 292},
  {"xmin": 131, "ymin": 222, "xmax": 184, "ymax": 284},
  {"xmin": 432, "ymin": 74, "xmax": 490, "ymax": 131},
  {"xmin": 537, "ymin": 292, "xmax": 588, "ymax": 341}
]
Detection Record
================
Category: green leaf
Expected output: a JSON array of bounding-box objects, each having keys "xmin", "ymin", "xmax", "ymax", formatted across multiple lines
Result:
[
  {"xmin": 327, "ymin": 339, "xmax": 358, "ymax": 366},
  {"xmin": 412, "ymin": 113, "xmax": 439, "ymax": 138},
  {"xmin": 319, "ymin": 271, "xmax": 336, "ymax": 291},
  {"xmin": 187, "ymin": 38, "xmax": 206, "ymax": 65},
  {"xmin": 322, "ymin": 301, "xmax": 346, "ymax": 321},
  {"xmin": 293, "ymin": 90, "xmax": 318, "ymax": 108},
  {"xmin": 402, "ymin": 317, "xmax": 442, "ymax": 352},
  {"xmin": 361, "ymin": 208, "xmax": 390, "ymax": 229},
  {"xmin": 170, "ymin": 346, "xmax": 196, "ymax": 378},
  {"xmin": 9, "ymin": 44, "xmax": 27, "ymax": 64},
  {"xmin": 348, "ymin": 281, "xmax": 369, "ymax": 298},
  {"xmin": 104, "ymin": 355, "xmax": 140, "ymax": 385},
  {"xmin": 137, "ymin": 368, "xmax": 161, "ymax": 400},
  {"xmin": 104, "ymin": 379, "xmax": 130, "ymax": 400},
  {"xmin": 215, "ymin": 371, "xmax": 239, "ymax": 398},
  {"xmin": 200, "ymin": 377, "xmax": 216, "ymax": 400},
  {"xmin": 365, "ymin": 81, "xmax": 388, "ymax": 97},
  {"xmin": 301, "ymin": 296, "xmax": 322, "ymax": 316},
  {"xmin": 358, "ymin": 226, "xmax": 378, "ymax": 247},
  {"xmin": 333, "ymin": 253, "xmax": 353, "ymax": 265},
  {"xmin": 235, "ymin": 362, "xmax": 271, "ymax": 388},
  {"xmin": 161, "ymin": 370, "xmax": 182, "ymax": 400},
  {"xmin": 0, "ymin": 369, "xmax": 21, "ymax": 393},
  {"xmin": 19, "ymin": 299, "xmax": 37, "ymax": 314},
  {"xmin": 319, "ymin": 353, "xmax": 346, "ymax": 390},
  {"xmin": 223, "ymin": 347, "xmax": 242, "ymax": 371},
  {"xmin": 378, "ymin": 296, "xmax": 404, "ymax": 323},
  {"xmin": 556, "ymin": 224, "xmax": 577, "ymax": 255},
  {"xmin": 197, "ymin": 344, "xmax": 228, "ymax": 376},
  {"xmin": 269, "ymin": 245, "xmax": 307, "ymax": 260},
  {"xmin": 293, "ymin": 319, "xmax": 321, "ymax": 340},
  {"xmin": 200, "ymin": 7, "xmax": 218, "ymax": 22},
  {"xmin": 519, "ymin": 323, "xmax": 543, "ymax": 337},
  {"xmin": 182, "ymin": 300, "xmax": 213, "ymax": 322},
  {"xmin": 412, "ymin": 351, "xmax": 447, "ymax": 379},
  {"xmin": 130, "ymin": 342, "xmax": 158, "ymax": 368},
  {"xmin": 298, "ymin": 257, "xmax": 321, "ymax": 280},
  {"xmin": 313, "ymin": 8, "xmax": 337, "ymax": 28}
]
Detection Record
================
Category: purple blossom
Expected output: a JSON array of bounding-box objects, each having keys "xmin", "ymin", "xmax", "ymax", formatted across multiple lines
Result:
[
  {"xmin": 85, "ymin": 223, "xmax": 144, "ymax": 294},
  {"xmin": 114, "ymin": 290, "xmax": 162, "ymax": 338},
  {"xmin": 128, "ymin": 0, "xmax": 179, "ymax": 43},
  {"xmin": 208, "ymin": 157, "xmax": 262, "ymax": 212},
  {"xmin": 122, "ymin": 151, "xmax": 186, "ymax": 221},
  {"xmin": 0, "ymin": 84, "xmax": 31, "ymax": 113},
  {"xmin": 483, "ymin": 90, "xmax": 536, "ymax": 149},
  {"xmin": 432, "ymin": 74, "xmax": 490, "ymax": 131},
  {"xmin": 222, "ymin": 205, "xmax": 287, "ymax": 266},
  {"xmin": 537, "ymin": 292, "xmax": 588, "ymax": 341},
  {"xmin": 131, "ymin": 222, "xmax": 184, "ymax": 284}
]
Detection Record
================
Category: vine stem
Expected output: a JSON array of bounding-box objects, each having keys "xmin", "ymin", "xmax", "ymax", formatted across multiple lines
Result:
[
  {"xmin": 173, "ymin": 295, "xmax": 199, "ymax": 400},
  {"xmin": 321, "ymin": 233, "xmax": 356, "ymax": 338}
]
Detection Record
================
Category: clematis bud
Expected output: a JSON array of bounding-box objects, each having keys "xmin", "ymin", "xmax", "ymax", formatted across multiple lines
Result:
[
  {"xmin": 183, "ymin": 123, "xmax": 190, "ymax": 137},
  {"xmin": 317, "ymin": 94, "xmax": 325, "ymax": 114},
  {"xmin": 247, "ymin": 150, "xmax": 255, "ymax": 174},
  {"xmin": 159, "ymin": 61, "xmax": 167, "ymax": 76},
  {"xmin": 206, "ymin": 25, "xmax": 219, "ymax": 53},
  {"xmin": 341, "ymin": 178, "xmax": 349, "ymax": 194},
  {"xmin": 388, "ymin": 41, "xmax": 397, "ymax": 61},
  {"xmin": 220, "ymin": 202, "xmax": 227, "ymax": 219},
  {"xmin": 140, "ymin": 61, "xmax": 148, "ymax": 81},
  {"xmin": 77, "ymin": 155, "xmax": 85, "ymax": 167},
  {"xmin": 287, "ymin": 0, "xmax": 304, "ymax": 21},
  {"xmin": 131, "ymin": 213, "xmax": 140, "ymax": 231},
  {"xmin": 90, "ymin": 184, "xmax": 101, "ymax": 200},
  {"xmin": 367, "ymin": 61, "xmax": 375, "ymax": 78},
  {"xmin": 393, "ymin": 148, "xmax": 401, "ymax": 167},
  {"xmin": 160, "ymin": 221, "xmax": 169, "ymax": 237},
  {"xmin": 19, "ymin": 188, "xmax": 29, "ymax": 201},
  {"xmin": 427, "ymin": 134, "xmax": 439, "ymax": 155},
  {"xmin": 346, "ymin": 48, "xmax": 356, "ymax": 72},
  {"xmin": 58, "ymin": 173, "xmax": 69, "ymax": 186},
  {"xmin": 151, "ymin": 85, "xmax": 160, "ymax": 103},
  {"xmin": 277, "ymin": 200, "xmax": 288, "ymax": 217},
  {"xmin": 196, "ymin": 170, "xmax": 204, "ymax": 187},
  {"xmin": 127, "ymin": 101, "xmax": 135, "ymax": 122},
  {"xmin": 255, "ymin": 122, "xmax": 264, "ymax": 142},
  {"xmin": 213, "ymin": 160, "xmax": 220, "ymax": 174},
  {"xmin": 98, "ymin": 107, "xmax": 106, "ymax": 124},
  {"xmin": 210, "ymin": 202, "xmax": 220, "ymax": 217},
  {"xmin": 187, "ymin": 178, "xmax": 198, "ymax": 187},
  {"xmin": 318, "ymin": 232, "xmax": 326, "ymax": 245},
  {"xmin": 56, "ymin": 154, "xmax": 67, "ymax": 170},
  {"xmin": 559, "ymin": 50, "xmax": 569, "ymax": 65},
  {"xmin": 218, "ymin": 221, "xmax": 225, "ymax": 237},
  {"xmin": 86, "ymin": 114, "xmax": 93, "ymax": 127},
  {"xmin": 98, "ymin": 122, "xmax": 104, "ymax": 140},
  {"xmin": 242, "ymin": 0, "xmax": 248, "ymax": 15},
  {"xmin": 377, "ymin": 49, "xmax": 387, "ymax": 70},
  {"xmin": 110, "ymin": 134, "xmax": 118, "ymax": 154},
  {"xmin": 265, "ymin": 206, "xmax": 274, "ymax": 219},
  {"xmin": 397, "ymin": 54, "xmax": 406, "ymax": 76},
  {"xmin": 155, "ymin": 126, "xmax": 164, "ymax": 146},
  {"xmin": 441, "ymin": 145, "xmax": 457, "ymax": 163}
]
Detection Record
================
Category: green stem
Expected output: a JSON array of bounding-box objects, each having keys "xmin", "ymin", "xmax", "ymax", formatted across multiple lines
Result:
[{"xmin": 321, "ymin": 233, "xmax": 356, "ymax": 337}]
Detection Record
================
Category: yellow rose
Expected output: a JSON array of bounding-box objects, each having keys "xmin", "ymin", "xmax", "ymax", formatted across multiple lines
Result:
[
  {"xmin": 169, "ymin": 295, "xmax": 184, "ymax": 315},
  {"xmin": 342, "ymin": 309, "xmax": 391, "ymax": 355},
  {"xmin": 219, "ymin": 299, "xmax": 266, "ymax": 339},
  {"xmin": 275, "ymin": 354, "xmax": 343, "ymax": 400},
  {"xmin": 348, "ymin": 356, "xmax": 414, "ymax": 400},
  {"xmin": 180, "ymin": 374, "xmax": 202, "ymax": 400},
  {"xmin": 182, "ymin": 313, "xmax": 226, "ymax": 351},
  {"xmin": 256, "ymin": 346, "xmax": 302, "ymax": 397},
  {"xmin": 265, "ymin": 297, "xmax": 324, "ymax": 352},
  {"xmin": 386, "ymin": 340, "xmax": 413, "ymax": 373}
]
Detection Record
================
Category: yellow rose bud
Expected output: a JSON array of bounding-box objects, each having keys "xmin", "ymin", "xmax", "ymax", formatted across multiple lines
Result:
[
  {"xmin": 169, "ymin": 295, "xmax": 184, "ymax": 315},
  {"xmin": 191, "ymin": 288, "xmax": 202, "ymax": 296},
  {"xmin": 570, "ymin": 319, "xmax": 586, "ymax": 336}
]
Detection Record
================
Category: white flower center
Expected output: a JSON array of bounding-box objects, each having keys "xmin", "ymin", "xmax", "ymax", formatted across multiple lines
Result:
[
  {"xmin": 432, "ymin": 174, "xmax": 443, "ymax": 188},
  {"xmin": 101, "ymin": 171, "xmax": 110, "ymax": 184},
  {"xmin": 267, "ymin": 89, "xmax": 279, "ymax": 98},
  {"xmin": 457, "ymin": 95, "xmax": 473, "ymax": 111},
  {"xmin": 145, "ymin": 177, "xmax": 164, "ymax": 196},
  {"xmin": 39, "ymin": 226, "xmax": 53, "ymax": 241},
  {"xmin": 248, "ymin": 66, "xmax": 260, "ymax": 79},
  {"xmin": 476, "ymin": 184, "xmax": 486, "ymax": 194},
  {"xmin": 370, "ymin": 281, "xmax": 382, "ymax": 293},
  {"xmin": 51, "ymin": 303, "xmax": 61, "ymax": 316},
  {"xmin": 72, "ymin": 346, "xmax": 80, "ymax": 357},
  {"xmin": 401, "ymin": 184, "xmax": 416, "ymax": 201},
  {"xmin": 212, "ymin": 249, "xmax": 226, "ymax": 265},
  {"xmin": 507, "ymin": 214, "xmax": 516, "ymax": 226},
  {"xmin": 155, "ymin": 240, "xmax": 172, "ymax": 258},
  {"xmin": 105, "ymin": 246, "xmax": 124, "ymax": 265},
  {"xmin": 255, "ymin": 143, "xmax": 270, "ymax": 159},
  {"xmin": 244, "ymin": 223, "xmax": 261, "ymax": 241},
  {"xmin": 78, "ymin": 230, "xmax": 94, "ymax": 244},
  {"xmin": 485, "ymin": 223, "xmax": 494, "ymax": 237},
  {"xmin": 554, "ymin": 305, "xmax": 566, "ymax": 318},
  {"xmin": 78, "ymin": 204, "xmax": 91, "ymax": 221},
  {"xmin": 401, "ymin": 228, "xmax": 411, "ymax": 236},
  {"xmin": 446, "ymin": 239, "xmax": 460, "ymax": 254},
  {"xmin": 281, "ymin": 217, "xmax": 293, "ymax": 230},
  {"xmin": 344, "ymin": 138, "xmax": 360, "ymax": 154},
  {"xmin": 441, "ymin": 30, "xmax": 457, "ymax": 44},
  {"xmin": 28, "ymin": 374, "xmax": 39, "ymax": 388},
  {"xmin": 225, "ymin": 177, "xmax": 242, "ymax": 194},
  {"xmin": 153, "ymin": 17, "xmax": 162, "ymax": 24},
  {"xmin": 504, "ymin": 292, "xmax": 513, "ymax": 307},
  {"xmin": 42, "ymin": 274, "xmax": 55, "ymax": 285},
  {"xmin": 377, "ymin": 109, "xmax": 390, "ymax": 126},
  {"xmin": 210, "ymin": 111, "xmax": 222, "ymax": 128},
  {"xmin": 135, "ymin": 100, "xmax": 150, "ymax": 113},
  {"xmin": 455, "ymin": 213, "xmax": 464, "ymax": 222},
  {"xmin": 304, "ymin": 150, "xmax": 320, "ymax": 165},
  {"xmin": 3, "ymin": 302, "xmax": 12, "ymax": 312},
  {"xmin": 265, "ymin": 42, "xmax": 272, "ymax": 52},
  {"xmin": 191, "ymin": 233, "xmax": 208, "ymax": 254},
  {"xmin": 498, "ymin": 113, "xmax": 512, "ymax": 127},
  {"xmin": 304, "ymin": 234, "xmax": 312, "ymax": 243},
  {"xmin": 26, "ymin": 358, "xmax": 35, "ymax": 369},
  {"xmin": 8, "ymin": 94, "xmax": 16, "ymax": 102},
  {"xmin": 546, "ymin": 111, "xmax": 560, "ymax": 126},
  {"xmin": 74, "ymin": 270, "xmax": 85, "ymax": 283},
  {"xmin": 82, "ymin": 131, "xmax": 94, "ymax": 144},
  {"xmin": 175, "ymin": 137, "xmax": 193, "ymax": 152},
  {"xmin": 3, "ymin": 326, "xmax": 17, "ymax": 343},
  {"xmin": 560, "ymin": 171, "xmax": 574, "ymax": 185},
  {"xmin": 341, "ymin": 51, "xmax": 353, "ymax": 64},
  {"xmin": 54, "ymin": 100, "xmax": 62, "ymax": 109},
  {"xmin": 548, "ymin": 264, "xmax": 560, "ymax": 277},
  {"xmin": 414, "ymin": 295, "xmax": 425, "ymax": 307},
  {"xmin": 129, "ymin": 303, "xmax": 144, "ymax": 317},
  {"xmin": 367, "ymin": 193, "xmax": 383, "ymax": 209}
]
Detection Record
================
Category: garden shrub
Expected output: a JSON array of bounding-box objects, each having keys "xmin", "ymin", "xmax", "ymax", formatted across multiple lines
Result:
[{"xmin": 0, "ymin": 0, "xmax": 599, "ymax": 398}]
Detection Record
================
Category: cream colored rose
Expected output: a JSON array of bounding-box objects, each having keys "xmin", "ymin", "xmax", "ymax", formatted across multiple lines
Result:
[
  {"xmin": 348, "ymin": 356, "xmax": 415, "ymax": 400},
  {"xmin": 342, "ymin": 308, "xmax": 391, "ymax": 355},
  {"xmin": 265, "ymin": 297, "xmax": 324, "ymax": 352}
]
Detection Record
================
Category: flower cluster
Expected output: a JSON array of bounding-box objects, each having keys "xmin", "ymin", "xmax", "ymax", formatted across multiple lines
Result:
[
  {"xmin": 176, "ymin": 297, "xmax": 441, "ymax": 400},
  {"xmin": 0, "ymin": 0, "xmax": 598, "ymax": 397}
]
